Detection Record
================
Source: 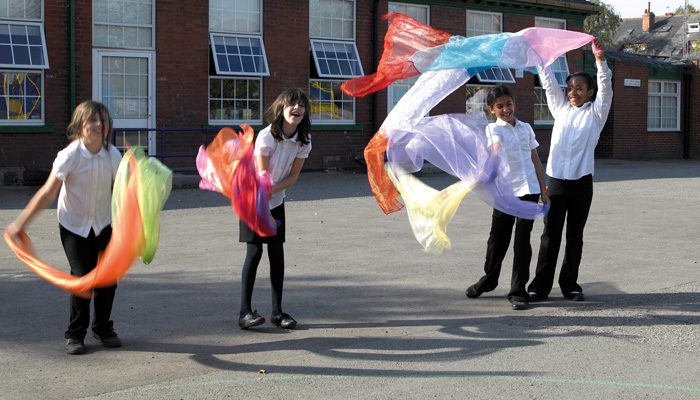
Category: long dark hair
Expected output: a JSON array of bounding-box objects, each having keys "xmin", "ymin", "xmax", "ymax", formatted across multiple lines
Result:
[
  {"xmin": 566, "ymin": 71, "xmax": 597, "ymax": 102},
  {"xmin": 264, "ymin": 88, "xmax": 311, "ymax": 146},
  {"xmin": 486, "ymin": 85, "xmax": 514, "ymax": 108}
]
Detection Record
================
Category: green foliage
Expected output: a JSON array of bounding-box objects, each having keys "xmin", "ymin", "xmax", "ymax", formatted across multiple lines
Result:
[
  {"xmin": 584, "ymin": 0, "xmax": 623, "ymax": 49},
  {"xmin": 673, "ymin": 4, "xmax": 699, "ymax": 14}
]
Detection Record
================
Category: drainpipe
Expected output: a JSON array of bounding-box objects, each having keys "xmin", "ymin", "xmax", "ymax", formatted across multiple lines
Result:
[
  {"xmin": 70, "ymin": 0, "xmax": 76, "ymax": 114},
  {"xmin": 372, "ymin": 0, "xmax": 379, "ymax": 135},
  {"xmin": 682, "ymin": 65, "xmax": 691, "ymax": 159}
]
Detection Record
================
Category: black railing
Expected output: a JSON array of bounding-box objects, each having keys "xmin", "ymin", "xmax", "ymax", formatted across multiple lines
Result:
[{"xmin": 112, "ymin": 127, "xmax": 230, "ymax": 172}]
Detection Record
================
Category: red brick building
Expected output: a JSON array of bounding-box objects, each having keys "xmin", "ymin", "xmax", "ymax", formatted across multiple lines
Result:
[{"xmin": 12, "ymin": 0, "xmax": 691, "ymax": 186}]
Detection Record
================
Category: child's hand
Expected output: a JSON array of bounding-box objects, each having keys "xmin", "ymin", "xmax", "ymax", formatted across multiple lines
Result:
[
  {"xmin": 541, "ymin": 192, "xmax": 551, "ymax": 206},
  {"xmin": 4, "ymin": 221, "xmax": 22, "ymax": 238},
  {"xmin": 592, "ymin": 38, "xmax": 605, "ymax": 61}
]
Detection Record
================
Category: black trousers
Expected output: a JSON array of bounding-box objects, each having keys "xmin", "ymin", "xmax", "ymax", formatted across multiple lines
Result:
[
  {"xmin": 528, "ymin": 174, "xmax": 593, "ymax": 297},
  {"xmin": 474, "ymin": 194, "xmax": 540, "ymax": 302},
  {"xmin": 59, "ymin": 224, "xmax": 116, "ymax": 340}
]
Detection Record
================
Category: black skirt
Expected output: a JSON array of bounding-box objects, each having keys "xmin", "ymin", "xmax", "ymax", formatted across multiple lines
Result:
[{"xmin": 239, "ymin": 203, "xmax": 286, "ymax": 243}]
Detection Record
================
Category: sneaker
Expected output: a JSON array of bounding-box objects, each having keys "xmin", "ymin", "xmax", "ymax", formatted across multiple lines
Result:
[
  {"xmin": 92, "ymin": 331, "xmax": 122, "ymax": 348},
  {"xmin": 465, "ymin": 284, "xmax": 483, "ymax": 299},
  {"xmin": 528, "ymin": 292, "xmax": 547, "ymax": 302},
  {"xmin": 510, "ymin": 300, "xmax": 529, "ymax": 310},
  {"xmin": 65, "ymin": 338, "xmax": 85, "ymax": 355},
  {"xmin": 564, "ymin": 291, "xmax": 585, "ymax": 301},
  {"xmin": 238, "ymin": 310, "xmax": 265, "ymax": 329}
]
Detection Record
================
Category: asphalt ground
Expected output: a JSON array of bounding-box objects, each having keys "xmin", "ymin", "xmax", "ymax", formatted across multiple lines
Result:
[{"xmin": 1, "ymin": 159, "xmax": 699, "ymax": 399}]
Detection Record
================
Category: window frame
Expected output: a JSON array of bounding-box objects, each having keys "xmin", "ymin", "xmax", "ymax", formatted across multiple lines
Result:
[
  {"xmin": 0, "ymin": 0, "xmax": 43, "ymax": 20},
  {"xmin": 648, "ymin": 80, "xmax": 681, "ymax": 132},
  {"xmin": 534, "ymin": 17, "xmax": 569, "ymax": 124},
  {"xmin": 387, "ymin": 2, "xmax": 429, "ymax": 113},
  {"xmin": 210, "ymin": 33, "xmax": 270, "ymax": 77},
  {"xmin": 309, "ymin": 78, "xmax": 356, "ymax": 124},
  {"xmin": 466, "ymin": 84, "xmax": 496, "ymax": 121},
  {"xmin": 465, "ymin": 10, "xmax": 513, "ymax": 84},
  {"xmin": 309, "ymin": 0, "xmax": 356, "ymax": 41},
  {"xmin": 0, "ymin": 69, "xmax": 44, "ymax": 125},
  {"xmin": 0, "ymin": 21, "xmax": 49, "ymax": 69},
  {"xmin": 309, "ymin": 39, "xmax": 363, "ymax": 79},
  {"xmin": 209, "ymin": 0, "xmax": 262, "ymax": 34},
  {"xmin": 93, "ymin": 0, "xmax": 156, "ymax": 50},
  {"xmin": 208, "ymin": 75, "xmax": 263, "ymax": 124}
]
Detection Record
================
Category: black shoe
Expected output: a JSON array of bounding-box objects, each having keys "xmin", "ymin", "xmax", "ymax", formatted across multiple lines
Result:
[
  {"xmin": 564, "ymin": 291, "xmax": 585, "ymax": 301},
  {"xmin": 465, "ymin": 284, "xmax": 482, "ymax": 299},
  {"xmin": 510, "ymin": 300, "xmax": 529, "ymax": 310},
  {"xmin": 528, "ymin": 292, "xmax": 547, "ymax": 302},
  {"xmin": 65, "ymin": 338, "xmax": 85, "ymax": 355},
  {"xmin": 92, "ymin": 330, "xmax": 122, "ymax": 348},
  {"xmin": 238, "ymin": 310, "xmax": 265, "ymax": 329},
  {"xmin": 271, "ymin": 313, "xmax": 297, "ymax": 329}
]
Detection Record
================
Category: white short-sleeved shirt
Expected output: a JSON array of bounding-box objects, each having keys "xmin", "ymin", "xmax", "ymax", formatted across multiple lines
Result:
[
  {"xmin": 254, "ymin": 125, "xmax": 312, "ymax": 209},
  {"xmin": 486, "ymin": 118, "xmax": 541, "ymax": 197},
  {"xmin": 52, "ymin": 140, "xmax": 122, "ymax": 238}
]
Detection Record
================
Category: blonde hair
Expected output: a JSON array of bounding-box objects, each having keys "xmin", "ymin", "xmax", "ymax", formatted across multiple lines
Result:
[{"xmin": 67, "ymin": 101, "xmax": 113, "ymax": 150}]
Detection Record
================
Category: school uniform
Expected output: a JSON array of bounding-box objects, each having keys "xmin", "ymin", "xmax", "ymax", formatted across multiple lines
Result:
[
  {"xmin": 474, "ymin": 118, "xmax": 541, "ymax": 303},
  {"xmin": 528, "ymin": 60, "xmax": 613, "ymax": 298},
  {"xmin": 52, "ymin": 139, "xmax": 122, "ymax": 340}
]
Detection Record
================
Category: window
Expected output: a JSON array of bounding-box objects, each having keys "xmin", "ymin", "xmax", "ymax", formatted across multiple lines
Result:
[
  {"xmin": 534, "ymin": 17, "xmax": 569, "ymax": 124},
  {"xmin": 93, "ymin": 0, "xmax": 155, "ymax": 48},
  {"xmin": 466, "ymin": 85, "xmax": 495, "ymax": 121},
  {"xmin": 0, "ymin": 1, "xmax": 46, "ymax": 125},
  {"xmin": 466, "ymin": 11, "xmax": 512, "ymax": 84},
  {"xmin": 387, "ymin": 2, "xmax": 429, "ymax": 112},
  {"xmin": 209, "ymin": 0, "xmax": 265, "ymax": 124},
  {"xmin": 689, "ymin": 23, "xmax": 700, "ymax": 33},
  {"xmin": 309, "ymin": 0, "xmax": 361, "ymax": 123},
  {"xmin": 648, "ymin": 80, "xmax": 680, "ymax": 131}
]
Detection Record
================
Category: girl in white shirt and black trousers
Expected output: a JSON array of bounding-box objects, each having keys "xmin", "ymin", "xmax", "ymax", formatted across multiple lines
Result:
[
  {"xmin": 237, "ymin": 89, "xmax": 312, "ymax": 330},
  {"xmin": 5, "ymin": 101, "xmax": 123, "ymax": 355},
  {"xmin": 465, "ymin": 85, "xmax": 550, "ymax": 311},
  {"xmin": 527, "ymin": 38, "xmax": 612, "ymax": 302}
]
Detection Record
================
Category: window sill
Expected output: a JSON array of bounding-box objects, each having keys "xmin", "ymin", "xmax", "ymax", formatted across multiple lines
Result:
[
  {"xmin": 203, "ymin": 123, "xmax": 265, "ymax": 131},
  {"xmin": 0, "ymin": 123, "xmax": 54, "ymax": 133}
]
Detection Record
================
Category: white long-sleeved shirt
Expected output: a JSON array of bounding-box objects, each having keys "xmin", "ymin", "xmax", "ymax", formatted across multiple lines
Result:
[
  {"xmin": 52, "ymin": 140, "xmax": 122, "ymax": 238},
  {"xmin": 540, "ymin": 60, "xmax": 613, "ymax": 180},
  {"xmin": 486, "ymin": 118, "xmax": 541, "ymax": 197}
]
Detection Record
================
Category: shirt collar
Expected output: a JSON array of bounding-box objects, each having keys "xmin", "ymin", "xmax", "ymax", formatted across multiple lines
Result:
[
  {"xmin": 495, "ymin": 117, "xmax": 520, "ymax": 128},
  {"xmin": 77, "ymin": 139, "xmax": 107, "ymax": 159}
]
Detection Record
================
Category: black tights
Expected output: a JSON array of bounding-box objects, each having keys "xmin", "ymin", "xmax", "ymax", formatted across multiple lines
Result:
[{"xmin": 239, "ymin": 241, "xmax": 285, "ymax": 318}]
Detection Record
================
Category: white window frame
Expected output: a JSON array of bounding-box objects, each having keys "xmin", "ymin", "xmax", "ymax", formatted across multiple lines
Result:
[
  {"xmin": 93, "ymin": 0, "xmax": 156, "ymax": 50},
  {"xmin": 309, "ymin": 0, "xmax": 356, "ymax": 40},
  {"xmin": 466, "ymin": 84, "xmax": 495, "ymax": 121},
  {"xmin": 466, "ymin": 11, "xmax": 513, "ymax": 84},
  {"xmin": 0, "ymin": 21, "xmax": 49, "ymax": 69},
  {"xmin": 0, "ymin": 69, "xmax": 44, "ymax": 124},
  {"xmin": 309, "ymin": 79, "xmax": 355, "ymax": 124},
  {"xmin": 534, "ymin": 17, "xmax": 569, "ymax": 124},
  {"xmin": 210, "ymin": 33, "xmax": 270, "ymax": 77},
  {"xmin": 387, "ymin": 2, "xmax": 429, "ymax": 113},
  {"xmin": 209, "ymin": 0, "xmax": 262, "ymax": 34},
  {"xmin": 0, "ymin": 1, "xmax": 46, "ymax": 125},
  {"xmin": 648, "ymin": 80, "xmax": 681, "ymax": 131},
  {"xmin": 310, "ymin": 39, "xmax": 363, "ymax": 79},
  {"xmin": 209, "ymin": 76, "xmax": 262, "ymax": 124},
  {"xmin": 309, "ymin": 0, "xmax": 359, "ymax": 123},
  {"xmin": 0, "ymin": 0, "xmax": 42, "ymax": 20}
]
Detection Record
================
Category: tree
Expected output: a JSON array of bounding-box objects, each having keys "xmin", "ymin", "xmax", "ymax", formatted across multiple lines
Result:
[
  {"xmin": 674, "ymin": 4, "xmax": 699, "ymax": 14},
  {"xmin": 584, "ymin": 0, "xmax": 622, "ymax": 49}
]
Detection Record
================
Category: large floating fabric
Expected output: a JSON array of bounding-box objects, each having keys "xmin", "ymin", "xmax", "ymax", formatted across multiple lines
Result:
[
  {"xmin": 344, "ymin": 14, "xmax": 592, "ymax": 252},
  {"xmin": 112, "ymin": 146, "xmax": 173, "ymax": 264},
  {"xmin": 4, "ymin": 146, "xmax": 171, "ymax": 298},
  {"xmin": 196, "ymin": 126, "xmax": 276, "ymax": 237}
]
